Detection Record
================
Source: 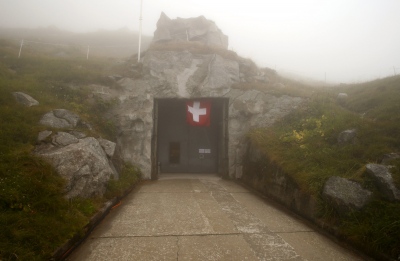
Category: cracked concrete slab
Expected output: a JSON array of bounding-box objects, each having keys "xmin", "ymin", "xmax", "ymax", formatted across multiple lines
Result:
[
  {"xmin": 68, "ymin": 236, "xmax": 178, "ymax": 261},
  {"xmin": 67, "ymin": 174, "xmax": 366, "ymax": 261},
  {"xmin": 231, "ymin": 192, "xmax": 311, "ymax": 233},
  {"xmin": 179, "ymin": 235, "xmax": 258, "ymax": 260}
]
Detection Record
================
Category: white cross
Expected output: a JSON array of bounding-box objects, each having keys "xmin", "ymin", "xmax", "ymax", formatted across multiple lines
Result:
[{"xmin": 188, "ymin": 101, "xmax": 207, "ymax": 122}]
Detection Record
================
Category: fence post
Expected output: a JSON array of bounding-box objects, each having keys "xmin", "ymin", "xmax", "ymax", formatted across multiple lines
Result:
[
  {"xmin": 137, "ymin": 0, "xmax": 143, "ymax": 62},
  {"xmin": 18, "ymin": 40, "xmax": 24, "ymax": 58}
]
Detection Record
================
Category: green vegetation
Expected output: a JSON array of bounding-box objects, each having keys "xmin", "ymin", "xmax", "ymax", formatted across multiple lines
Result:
[
  {"xmin": 249, "ymin": 76, "xmax": 400, "ymax": 258},
  {"xmin": 0, "ymin": 40, "xmax": 141, "ymax": 260},
  {"xmin": 105, "ymin": 164, "xmax": 142, "ymax": 200}
]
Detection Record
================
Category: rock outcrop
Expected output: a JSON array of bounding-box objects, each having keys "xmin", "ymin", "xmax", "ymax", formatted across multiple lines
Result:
[
  {"xmin": 37, "ymin": 137, "xmax": 117, "ymax": 199},
  {"xmin": 109, "ymin": 47, "xmax": 304, "ymax": 179},
  {"xmin": 322, "ymin": 176, "xmax": 372, "ymax": 214},
  {"xmin": 337, "ymin": 129, "xmax": 357, "ymax": 145},
  {"xmin": 365, "ymin": 164, "xmax": 400, "ymax": 202},
  {"xmin": 40, "ymin": 109, "xmax": 81, "ymax": 129},
  {"xmin": 71, "ymin": 14, "xmax": 304, "ymax": 179},
  {"xmin": 12, "ymin": 92, "xmax": 39, "ymax": 107},
  {"xmin": 36, "ymin": 109, "xmax": 118, "ymax": 198},
  {"xmin": 153, "ymin": 12, "xmax": 228, "ymax": 49},
  {"xmin": 52, "ymin": 132, "xmax": 79, "ymax": 146}
]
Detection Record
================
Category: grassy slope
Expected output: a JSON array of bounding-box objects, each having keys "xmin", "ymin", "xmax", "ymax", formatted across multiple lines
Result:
[
  {"xmin": 0, "ymin": 40, "xmax": 140, "ymax": 260},
  {"xmin": 249, "ymin": 76, "xmax": 400, "ymax": 258},
  {"xmin": 0, "ymin": 27, "xmax": 152, "ymax": 58}
]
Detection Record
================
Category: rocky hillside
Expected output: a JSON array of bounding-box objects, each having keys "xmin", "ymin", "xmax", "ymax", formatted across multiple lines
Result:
[
  {"xmin": 1, "ymin": 13, "xmax": 399, "ymax": 260},
  {"xmin": 244, "ymin": 75, "xmax": 400, "ymax": 260},
  {"xmin": 0, "ymin": 39, "xmax": 141, "ymax": 260}
]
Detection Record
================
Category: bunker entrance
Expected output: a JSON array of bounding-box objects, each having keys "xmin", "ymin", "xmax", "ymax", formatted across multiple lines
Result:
[{"xmin": 151, "ymin": 98, "xmax": 228, "ymax": 179}]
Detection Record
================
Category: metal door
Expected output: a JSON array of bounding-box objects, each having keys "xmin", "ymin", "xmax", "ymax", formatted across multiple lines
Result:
[{"xmin": 156, "ymin": 99, "xmax": 222, "ymax": 173}]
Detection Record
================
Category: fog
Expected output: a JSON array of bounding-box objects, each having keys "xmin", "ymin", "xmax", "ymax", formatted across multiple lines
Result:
[{"xmin": 1, "ymin": 0, "xmax": 400, "ymax": 83}]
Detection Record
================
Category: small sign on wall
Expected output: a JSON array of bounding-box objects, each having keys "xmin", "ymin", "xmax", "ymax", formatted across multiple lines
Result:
[{"xmin": 199, "ymin": 149, "xmax": 211, "ymax": 154}]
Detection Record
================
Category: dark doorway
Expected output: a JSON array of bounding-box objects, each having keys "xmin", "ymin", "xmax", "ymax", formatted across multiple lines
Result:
[{"xmin": 151, "ymin": 98, "xmax": 228, "ymax": 178}]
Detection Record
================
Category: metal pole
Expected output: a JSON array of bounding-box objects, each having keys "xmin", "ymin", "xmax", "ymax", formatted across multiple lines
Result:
[
  {"xmin": 138, "ymin": 0, "xmax": 143, "ymax": 63},
  {"xmin": 18, "ymin": 39, "xmax": 24, "ymax": 58},
  {"xmin": 87, "ymin": 45, "xmax": 90, "ymax": 60}
]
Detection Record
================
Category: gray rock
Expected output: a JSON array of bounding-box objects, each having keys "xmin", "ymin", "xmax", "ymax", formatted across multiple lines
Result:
[
  {"xmin": 154, "ymin": 12, "xmax": 172, "ymax": 41},
  {"xmin": 200, "ymin": 54, "xmax": 240, "ymax": 96},
  {"xmin": 337, "ymin": 93, "xmax": 348, "ymax": 105},
  {"xmin": 254, "ymin": 75, "xmax": 270, "ymax": 83},
  {"xmin": 337, "ymin": 129, "xmax": 357, "ymax": 145},
  {"xmin": 52, "ymin": 132, "xmax": 79, "ymax": 146},
  {"xmin": 38, "ymin": 130, "xmax": 52, "ymax": 142},
  {"xmin": 365, "ymin": 163, "xmax": 400, "ymax": 201},
  {"xmin": 98, "ymin": 138, "xmax": 116, "ymax": 158},
  {"xmin": 381, "ymin": 153, "xmax": 400, "ymax": 165},
  {"xmin": 108, "ymin": 74, "xmax": 123, "ymax": 81},
  {"xmin": 141, "ymin": 51, "xmax": 240, "ymax": 98},
  {"xmin": 36, "ymin": 137, "xmax": 117, "ymax": 199},
  {"xmin": 53, "ymin": 109, "xmax": 80, "ymax": 127},
  {"xmin": 323, "ymin": 176, "xmax": 372, "ymax": 214},
  {"xmin": 69, "ymin": 130, "xmax": 87, "ymax": 139},
  {"xmin": 40, "ymin": 109, "xmax": 80, "ymax": 129},
  {"xmin": 153, "ymin": 12, "xmax": 228, "ymax": 49},
  {"xmin": 12, "ymin": 92, "xmax": 39, "ymax": 107}
]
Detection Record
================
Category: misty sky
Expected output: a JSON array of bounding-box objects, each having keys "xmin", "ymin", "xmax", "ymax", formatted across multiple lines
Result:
[{"xmin": 1, "ymin": 0, "xmax": 400, "ymax": 83}]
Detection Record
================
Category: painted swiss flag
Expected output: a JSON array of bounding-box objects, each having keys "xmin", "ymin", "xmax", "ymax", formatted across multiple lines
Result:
[{"xmin": 186, "ymin": 100, "xmax": 211, "ymax": 126}]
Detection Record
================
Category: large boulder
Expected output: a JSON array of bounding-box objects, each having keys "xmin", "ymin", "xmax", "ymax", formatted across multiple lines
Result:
[
  {"xmin": 153, "ymin": 12, "xmax": 229, "ymax": 49},
  {"xmin": 36, "ymin": 137, "xmax": 117, "ymax": 199},
  {"xmin": 40, "ymin": 109, "xmax": 80, "ymax": 129},
  {"xmin": 337, "ymin": 129, "xmax": 357, "ymax": 145},
  {"xmin": 365, "ymin": 164, "xmax": 400, "ymax": 202},
  {"xmin": 12, "ymin": 92, "xmax": 39, "ymax": 107},
  {"xmin": 323, "ymin": 176, "xmax": 372, "ymax": 214}
]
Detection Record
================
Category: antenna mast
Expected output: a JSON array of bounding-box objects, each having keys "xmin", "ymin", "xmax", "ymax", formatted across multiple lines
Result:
[{"xmin": 138, "ymin": 0, "xmax": 143, "ymax": 62}]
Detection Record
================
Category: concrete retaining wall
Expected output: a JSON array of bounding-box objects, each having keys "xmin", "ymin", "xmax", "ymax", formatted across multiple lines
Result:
[{"xmin": 240, "ymin": 140, "xmax": 319, "ymax": 223}]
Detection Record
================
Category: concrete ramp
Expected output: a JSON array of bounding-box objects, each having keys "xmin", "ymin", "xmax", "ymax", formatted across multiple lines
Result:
[{"xmin": 67, "ymin": 175, "xmax": 365, "ymax": 260}]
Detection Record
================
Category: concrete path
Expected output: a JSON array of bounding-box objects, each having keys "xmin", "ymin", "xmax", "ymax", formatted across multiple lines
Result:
[{"xmin": 67, "ymin": 174, "xmax": 366, "ymax": 261}]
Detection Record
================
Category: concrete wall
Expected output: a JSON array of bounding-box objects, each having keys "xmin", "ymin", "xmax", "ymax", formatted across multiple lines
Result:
[{"xmin": 240, "ymin": 140, "xmax": 318, "ymax": 222}]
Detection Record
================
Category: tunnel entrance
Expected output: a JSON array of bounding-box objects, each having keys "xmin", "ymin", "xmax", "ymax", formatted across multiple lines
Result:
[{"xmin": 151, "ymin": 98, "xmax": 229, "ymax": 179}]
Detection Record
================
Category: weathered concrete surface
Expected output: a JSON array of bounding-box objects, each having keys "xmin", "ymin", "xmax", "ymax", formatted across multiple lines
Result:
[{"xmin": 67, "ymin": 174, "xmax": 366, "ymax": 261}]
